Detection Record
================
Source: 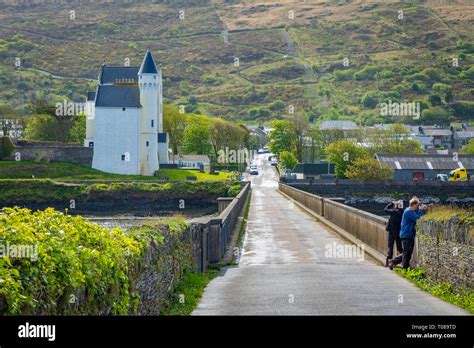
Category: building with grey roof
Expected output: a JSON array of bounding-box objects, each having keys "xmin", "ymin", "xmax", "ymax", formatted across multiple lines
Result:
[
  {"xmin": 375, "ymin": 154, "xmax": 474, "ymax": 180},
  {"xmin": 85, "ymin": 49, "xmax": 170, "ymax": 176},
  {"xmin": 318, "ymin": 120, "xmax": 358, "ymax": 131}
]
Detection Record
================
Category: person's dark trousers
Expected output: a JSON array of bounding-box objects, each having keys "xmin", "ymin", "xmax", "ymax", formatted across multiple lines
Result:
[
  {"xmin": 387, "ymin": 232, "xmax": 403, "ymax": 260},
  {"xmin": 392, "ymin": 238, "xmax": 415, "ymax": 269}
]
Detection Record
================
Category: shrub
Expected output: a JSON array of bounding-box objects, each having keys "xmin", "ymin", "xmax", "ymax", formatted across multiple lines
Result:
[
  {"xmin": 361, "ymin": 91, "xmax": 379, "ymax": 108},
  {"xmin": 354, "ymin": 66, "xmax": 379, "ymax": 80},
  {"xmin": 334, "ymin": 69, "xmax": 353, "ymax": 81},
  {"xmin": 268, "ymin": 100, "xmax": 285, "ymax": 111},
  {"xmin": 460, "ymin": 66, "xmax": 474, "ymax": 80},
  {"xmin": 0, "ymin": 208, "xmax": 140, "ymax": 314},
  {"xmin": 0, "ymin": 207, "xmax": 191, "ymax": 315},
  {"xmin": 428, "ymin": 94, "xmax": 443, "ymax": 106},
  {"xmin": 345, "ymin": 158, "xmax": 394, "ymax": 180},
  {"xmin": 227, "ymin": 183, "xmax": 242, "ymax": 197},
  {"xmin": 411, "ymin": 82, "xmax": 426, "ymax": 93}
]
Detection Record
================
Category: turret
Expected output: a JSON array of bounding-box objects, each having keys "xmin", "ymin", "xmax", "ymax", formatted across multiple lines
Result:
[{"xmin": 138, "ymin": 49, "xmax": 160, "ymax": 175}]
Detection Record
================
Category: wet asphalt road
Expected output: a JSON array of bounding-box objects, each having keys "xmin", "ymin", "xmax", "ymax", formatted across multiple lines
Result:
[{"xmin": 193, "ymin": 154, "xmax": 467, "ymax": 315}]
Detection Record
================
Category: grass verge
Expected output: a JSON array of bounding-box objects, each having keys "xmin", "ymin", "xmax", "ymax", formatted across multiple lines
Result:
[
  {"xmin": 161, "ymin": 270, "xmax": 219, "ymax": 315},
  {"xmin": 395, "ymin": 267, "xmax": 474, "ymax": 314},
  {"xmin": 0, "ymin": 161, "xmax": 233, "ymax": 181}
]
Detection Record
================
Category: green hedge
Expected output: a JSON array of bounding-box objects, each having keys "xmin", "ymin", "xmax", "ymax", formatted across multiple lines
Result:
[{"xmin": 0, "ymin": 207, "xmax": 188, "ymax": 315}]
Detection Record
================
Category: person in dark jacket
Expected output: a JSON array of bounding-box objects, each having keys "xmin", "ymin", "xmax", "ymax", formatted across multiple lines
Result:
[
  {"xmin": 384, "ymin": 200, "xmax": 404, "ymax": 267},
  {"xmin": 389, "ymin": 197, "xmax": 428, "ymax": 270}
]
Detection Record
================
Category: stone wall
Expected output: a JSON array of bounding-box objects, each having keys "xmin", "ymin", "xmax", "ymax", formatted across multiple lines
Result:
[
  {"xmin": 133, "ymin": 224, "xmax": 196, "ymax": 315},
  {"xmin": 133, "ymin": 181, "xmax": 251, "ymax": 314},
  {"xmin": 0, "ymin": 182, "xmax": 251, "ymax": 315},
  {"xmin": 417, "ymin": 218, "xmax": 473, "ymax": 290},
  {"xmin": 7, "ymin": 141, "xmax": 93, "ymax": 167}
]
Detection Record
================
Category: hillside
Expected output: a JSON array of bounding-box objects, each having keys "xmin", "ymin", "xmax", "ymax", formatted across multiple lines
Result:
[{"xmin": 0, "ymin": 0, "xmax": 473, "ymax": 124}]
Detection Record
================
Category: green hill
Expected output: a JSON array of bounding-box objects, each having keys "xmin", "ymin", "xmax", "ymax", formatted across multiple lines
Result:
[{"xmin": 0, "ymin": 0, "xmax": 472, "ymax": 124}]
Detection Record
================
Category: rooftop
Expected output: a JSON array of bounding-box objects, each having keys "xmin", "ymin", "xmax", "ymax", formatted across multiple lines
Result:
[
  {"xmin": 99, "ymin": 66, "xmax": 139, "ymax": 85},
  {"xmin": 172, "ymin": 154, "xmax": 210, "ymax": 162},
  {"xmin": 138, "ymin": 49, "xmax": 159, "ymax": 74},
  {"xmin": 375, "ymin": 154, "xmax": 474, "ymax": 171},
  {"xmin": 95, "ymin": 85, "xmax": 140, "ymax": 108},
  {"xmin": 319, "ymin": 120, "xmax": 358, "ymax": 131},
  {"xmin": 422, "ymin": 129, "xmax": 452, "ymax": 137}
]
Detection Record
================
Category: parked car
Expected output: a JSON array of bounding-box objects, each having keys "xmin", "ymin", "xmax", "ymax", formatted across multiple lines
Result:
[
  {"xmin": 249, "ymin": 165, "xmax": 259, "ymax": 175},
  {"xmin": 257, "ymin": 149, "xmax": 264, "ymax": 154},
  {"xmin": 436, "ymin": 174, "xmax": 448, "ymax": 181},
  {"xmin": 271, "ymin": 158, "xmax": 278, "ymax": 166},
  {"xmin": 263, "ymin": 147, "xmax": 270, "ymax": 153}
]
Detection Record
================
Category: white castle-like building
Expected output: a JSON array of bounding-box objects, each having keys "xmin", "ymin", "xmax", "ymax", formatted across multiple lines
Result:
[{"xmin": 84, "ymin": 49, "xmax": 170, "ymax": 176}]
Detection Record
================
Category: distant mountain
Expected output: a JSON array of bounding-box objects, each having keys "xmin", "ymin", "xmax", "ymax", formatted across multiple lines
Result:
[{"xmin": 0, "ymin": 0, "xmax": 472, "ymax": 124}]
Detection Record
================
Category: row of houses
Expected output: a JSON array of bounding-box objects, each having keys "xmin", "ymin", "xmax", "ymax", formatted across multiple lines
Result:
[{"xmin": 318, "ymin": 120, "xmax": 474, "ymax": 151}]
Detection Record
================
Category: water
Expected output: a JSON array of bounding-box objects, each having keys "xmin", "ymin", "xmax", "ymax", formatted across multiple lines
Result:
[{"xmin": 84, "ymin": 209, "xmax": 217, "ymax": 230}]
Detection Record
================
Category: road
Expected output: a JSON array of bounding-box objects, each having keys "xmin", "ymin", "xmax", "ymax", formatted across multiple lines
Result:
[{"xmin": 193, "ymin": 154, "xmax": 467, "ymax": 315}]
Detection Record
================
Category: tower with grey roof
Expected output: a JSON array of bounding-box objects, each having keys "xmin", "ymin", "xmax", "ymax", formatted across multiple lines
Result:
[{"xmin": 85, "ymin": 49, "xmax": 169, "ymax": 176}]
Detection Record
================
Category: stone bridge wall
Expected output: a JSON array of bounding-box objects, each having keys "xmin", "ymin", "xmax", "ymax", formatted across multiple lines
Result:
[
  {"xmin": 191, "ymin": 181, "xmax": 251, "ymax": 265},
  {"xmin": 279, "ymin": 183, "xmax": 418, "ymax": 265},
  {"xmin": 283, "ymin": 179, "xmax": 474, "ymax": 201}
]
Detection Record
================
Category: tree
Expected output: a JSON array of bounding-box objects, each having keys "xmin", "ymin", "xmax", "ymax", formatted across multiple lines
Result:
[
  {"xmin": 288, "ymin": 114, "xmax": 309, "ymax": 162},
  {"xmin": 163, "ymin": 104, "xmax": 188, "ymax": 155},
  {"xmin": 23, "ymin": 114, "xmax": 60, "ymax": 142},
  {"xmin": 24, "ymin": 100, "xmax": 77, "ymax": 143},
  {"xmin": 445, "ymin": 90, "xmax": 454, "ymax": 103},
  {"xmin": 312, "ymin": 128, "xmax": 345, "ymax": 149},
  {"xmin": 325, "ymin": 140, "xmax": 370, "ymax": 178},
  {"xmin": 68, "ymin": 112, "xmax": 86, "ymax": 144},
  {"xmin": 345, "ymin": 158, "xmax": 394, "ymax": 180},
  {"xmin": 368, "ymin": 124, "xmax": 424, "ymax": 155},
  {"xmin": 421, "ymin": 107, "xmax": 450, "ymax": 125},
  {"xmin": 183, "ymin": 116, "xmax": 211, "ymax": 155},
  {"xmin": 268, "ymin": 119, "xmax": 296, "ymax": 156},
  {"xmin": 0, "ymin": 136, "xmax": 14, "ymax": 159},
  {"xmin": 279, "ymin": 151, "xmax": 298, "ymax": 172},
  {"xmin": 460, "ymin": 139, "xmax": 474, "ymax": 154}
]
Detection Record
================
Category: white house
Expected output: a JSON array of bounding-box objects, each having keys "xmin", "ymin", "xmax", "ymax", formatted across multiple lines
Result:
[{"xmin": 85, "ymin": 49, "xmax": 170, "ymax": 176}]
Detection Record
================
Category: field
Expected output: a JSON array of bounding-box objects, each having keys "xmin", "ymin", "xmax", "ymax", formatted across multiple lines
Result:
[{"xmin": 0, "ymin": 0, "xmax": 472, "ymax": 124}]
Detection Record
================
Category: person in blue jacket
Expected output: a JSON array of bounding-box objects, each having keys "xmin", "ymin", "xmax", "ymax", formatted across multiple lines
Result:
[{"xmin": 388, "ymin": 197, "xmax": 428, "ymax": 270}]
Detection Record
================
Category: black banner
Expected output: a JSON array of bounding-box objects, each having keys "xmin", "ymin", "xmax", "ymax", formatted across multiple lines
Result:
[{"xmin": 0, "ymin": 315, "xmax": 472, "ymax": 346}]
